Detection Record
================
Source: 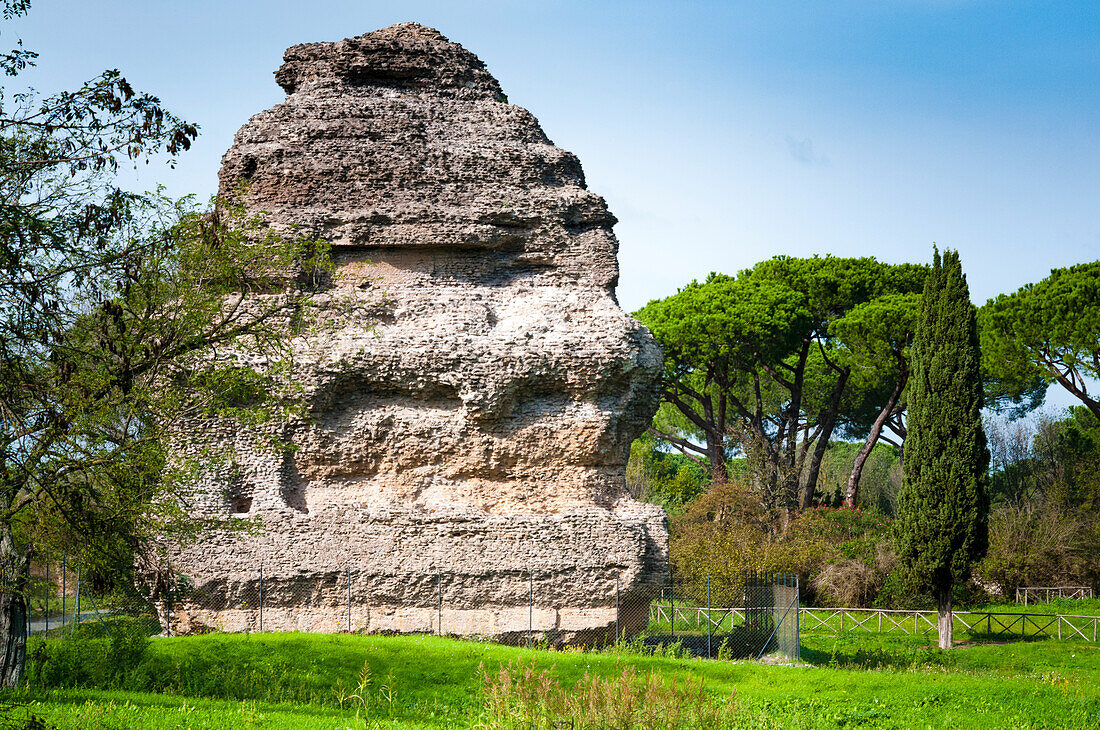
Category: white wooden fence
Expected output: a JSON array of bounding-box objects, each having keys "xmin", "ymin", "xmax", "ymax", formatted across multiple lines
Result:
[
  {"xmin": 650, "ymin": 603, "xmax": 1100, "ymax": 642},
  {"xmin": 1015, "ymin": 586, "xmax": 1093, "ymax": 605},
  {"xmin": 800, "ymin": 607, "xmax": 1100, "ymax": 641}
]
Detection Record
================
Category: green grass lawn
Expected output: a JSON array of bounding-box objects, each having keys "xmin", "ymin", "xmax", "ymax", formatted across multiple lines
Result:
[
  {"xmin": 3, "ymin": 630, "xmax": 1098, "ymax": 729},
  {"xmin": 971, "ymin": 597, "xmax": 1100, "ymax": 616}
]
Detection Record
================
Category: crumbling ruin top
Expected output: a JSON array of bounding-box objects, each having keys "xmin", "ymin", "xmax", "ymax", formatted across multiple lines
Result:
[{"xmin": 274, "ymin": 23, "xmax": 505, "ymax": 99}]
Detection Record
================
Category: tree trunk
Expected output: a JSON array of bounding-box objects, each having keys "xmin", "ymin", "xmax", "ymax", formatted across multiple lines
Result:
[
  {"xmin": 936, "ymin": 589, "xmax": 953, "ymax": 651},
  {"xmin": 0, "ymin": 525, "xmax": 31, "ymax": 688},
  {"xmin": 844, "ymin": 362, "xmax": 907, "ymax": 508},
  {"xmin": 706, "ymin": 428, "xmax": 729, "ymax": 483},
  {"xmin": 1047, "ymin": 364, "xmax": 1100, "ymax": 422},
  {"xmin": 781, "ymin": 340, "xmax": 810, "ymax": 511},
  {"xmin": 802, "ymin": 367, "xmax": 851, "ymax": 510}
]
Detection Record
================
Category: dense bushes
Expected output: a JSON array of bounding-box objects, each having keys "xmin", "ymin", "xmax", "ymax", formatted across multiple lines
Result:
[
  {"xmin": 647, "ymin": 405, "xmax": 1100, "ymax": 609},
  {"xmin": 979, "ymin": 503, "xmax": 1096, "ymax": 598},
  {"xmin": 977, "ymin": 408, "xmax": 1100, "ymax": 596},
  {"xmin": 669, "ymin": 479, "xmax": 895, "ymax": 606}
]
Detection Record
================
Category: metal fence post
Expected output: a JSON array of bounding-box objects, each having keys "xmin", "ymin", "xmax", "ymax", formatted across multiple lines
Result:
[
  {"xmin": 82, "ymin": 579, "xmax": 111, "ymax": 638},
  {"xmin": 73, "ymin": 564, "xmax": 80, "ymax": 635},
  {"xmin": 668, "ymin": 563, "xmax": 674, "ymax": 641},
  {"xmin": 61, "ymin": 553, "xmax": 67, "ymax": 631},
  {"xmin": 25, "ymin": 549, "xmax": 30, "ymax": 640},
  {"xmin": 706, "ymin": 575, "xmax": 712, "ymax": 660},
  {"xmin": 796, "ymin": 574, "xmax": 801, "ymax": 664},
  {"xmin": 615, "ymin": 574, "xmax": 620, "ymax": 644},
  {"xmin": 347, "ymin": 565, "xmax": 352, "ymax": 633},
  {"xmin": 528, "ymin": 570, "xmax": 533, "ymax": 650},
  {"xmin": 437, "ymin": 571, "xmax": 442, "ymax": 637},
  {"xmin": 45, "ymin": 554, "xmax": 49, "ymax": 636},
  {"xmin": 258, "ymin": 564, "xmax": 263, "ymax": 633}
]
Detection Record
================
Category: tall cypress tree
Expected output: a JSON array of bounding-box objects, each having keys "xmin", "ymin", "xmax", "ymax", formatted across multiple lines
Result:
[{"xmin": 894, "ymin": 248, "xmax": 989, "ymax": 650}]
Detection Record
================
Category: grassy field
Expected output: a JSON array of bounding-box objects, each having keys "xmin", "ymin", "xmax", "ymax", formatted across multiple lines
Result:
[
  {"xmin": 2, "ymin": 626, "xmax": 1098, "ymax": 729},
  {"xmin": 971, "ymin": 598, "xmax": 1100, "ymax": 616}
]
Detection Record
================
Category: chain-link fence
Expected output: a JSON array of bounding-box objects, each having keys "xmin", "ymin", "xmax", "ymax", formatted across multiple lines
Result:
[
  {"xmin": 24, "ymin": 552, "xmax": 161, "ymax": 642},
  {"xmin": 642, "ymin": 571, "xmax": 800, "ymax": 661},
  {"xmin": 24, "ymin": 554, "xmax": 799, "ymax": 663}
]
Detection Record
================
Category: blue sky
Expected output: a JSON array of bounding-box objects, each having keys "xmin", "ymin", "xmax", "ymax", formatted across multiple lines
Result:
[{"xmin": 9, "ymin": 0, "xmax": 1099, "ymax": 320}]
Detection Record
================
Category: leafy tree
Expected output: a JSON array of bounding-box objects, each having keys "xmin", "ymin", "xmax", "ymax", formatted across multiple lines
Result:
[
  {"xmin": 893, "ymin": 249, "xmax": 989, "ymax": 650},
  {"xmin": 636, "ymin": 271, "xmax": 805, "ymax": 487},
  {"xmin": 636, "ymin": 256, "xmax": 924, "ymax": 514},
  {"xmin": 625, "ymin": 433, "xmax": 709, "ymax": 514},
  {"xmin": 979, "ymin": 409, "xmax": 1100, "ymax": 596},
  {"xmin": 811, "ymin": 441, "xmax": 901, "ymax": 514},
  {"xmin": 0, "ymin": 2, "xmax": 327, "ymax": 686},
  {"xmin": 829, "ymin": 293, "xmax": 919, "ymax": 507},
  {"xmin": 979, "ymin": 261, "xmax": 1100, "ymax": 420}
]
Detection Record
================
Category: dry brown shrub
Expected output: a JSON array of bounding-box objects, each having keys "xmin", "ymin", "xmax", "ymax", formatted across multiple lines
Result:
[{"xmin": 811, "ymin": 543, "xmax": 895, "ymax": 608}]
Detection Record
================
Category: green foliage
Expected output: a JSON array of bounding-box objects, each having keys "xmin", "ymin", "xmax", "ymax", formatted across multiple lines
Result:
[
  {"xmin": 980, "ymin": 260, "xmax": 1100, "ymax": 418},
  {"xmin": 636, "ymin": 256, "xmax": 924, "ymax": 510},
  {"xmin": 25, "ymin": 619, "xmax": 151, "ymax": 690},
  {"xmin": 978, "ymin": 408, "xmax": 1100, "ymax": 595},
  {"xmin": 626, "ymin": 435, "xmax": 709, "ymax": 513},
  {"xmin": 789, "ymin": 507, "xmax": 892, "ymax": 564},
  {"xmin": 829, "ymin": 293, "xmax": 921, "ymax": 361},
  {"xmin": 894, "ymin": 249, "xmax": 990, "ymax": 608},
  {"xmin": 811, "ymin": 441, "xmax": 901, "ymax": 514}
]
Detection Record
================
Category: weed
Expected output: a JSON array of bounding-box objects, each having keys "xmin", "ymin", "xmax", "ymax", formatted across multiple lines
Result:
[{"xmin": 477, "ymin": 656, "xmax": 736, "ymax": 729}]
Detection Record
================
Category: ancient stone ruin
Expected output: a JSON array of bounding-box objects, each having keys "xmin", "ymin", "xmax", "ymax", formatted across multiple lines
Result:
[{"xmin": 165, "ymin": 23, "xmax": 667, "ymax": 643}]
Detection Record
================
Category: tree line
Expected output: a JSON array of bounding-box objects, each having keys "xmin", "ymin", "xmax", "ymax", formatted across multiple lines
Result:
[
  {"xmin": 635, "ymin": 255, "xmax": 1100, "ymax": 516},
  {"xmin": 636, "ymin": 251, "xmax": 1099, "ymax": 649}
]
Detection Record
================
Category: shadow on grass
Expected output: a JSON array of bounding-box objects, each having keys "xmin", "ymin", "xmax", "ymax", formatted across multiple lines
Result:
[
  {"xmin": 3, "ymin": 687, "xmax": 349, "ymax": 719},
  {"xmin": 800, "ymin": 642, "xmax": 954, "ymax": 670},
  {"xmin": 958, "ymin": 631, "xmax": 1053, "ymax": 644}
]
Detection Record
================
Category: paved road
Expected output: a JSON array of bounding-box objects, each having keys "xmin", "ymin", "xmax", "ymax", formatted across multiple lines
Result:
[{"xmin": 29, "ymin": 611, "xmax": 109, "ymax": 634}]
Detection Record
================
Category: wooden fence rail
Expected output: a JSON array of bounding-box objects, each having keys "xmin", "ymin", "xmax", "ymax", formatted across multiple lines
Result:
[
  {"xmin": 650, "ymin": 603, "xmax": 743, "ymax": 630},
  {"xmin": 649, "ymin": 604, "xmax": 1100, "ymax": 642},
  {"xmin": 799, "ymin": 607, "xmax": 1100, "ymax": 641},
  {"xmin": 1016, "ymin": 586, "xmax": 1094, "ymax": 604}
]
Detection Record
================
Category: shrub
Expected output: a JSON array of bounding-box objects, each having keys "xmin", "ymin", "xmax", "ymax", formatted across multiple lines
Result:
[
  {"xmin": 812, "ymin": 543, "xmax": 895, "ymax": 608},
  {"xmin": 978, "ymin": 503, "xmax": 1092, "ymax": 597},
  {"xmin": 672, "ymin": 486, "xmax": 895, "ymax": 606}
]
